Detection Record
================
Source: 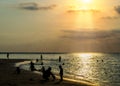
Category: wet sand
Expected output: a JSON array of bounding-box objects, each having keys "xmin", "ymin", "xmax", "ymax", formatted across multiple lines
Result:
[{"xmin": 0, "ymin": 59, "xmax": 97, "ymax": 86}]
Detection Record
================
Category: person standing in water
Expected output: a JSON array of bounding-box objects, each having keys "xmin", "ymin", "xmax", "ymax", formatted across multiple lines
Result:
[
  {"xmin": 59, "ymin": 65, "xmax": 63, "ymax": 81},
  {"xmin": 30, "ymin": 61, "xmax": 36, "ymax": 71},
  {"xmin": 7, "ymin": 53, "xmax": 9, "ymax": 59},
  {"xmin": 59, "ymin": 56, "xmax": 61, "ymax": 62},
  {"xmin": 41, "ymin": 54, "xmax": 43, "ymax": 61}
]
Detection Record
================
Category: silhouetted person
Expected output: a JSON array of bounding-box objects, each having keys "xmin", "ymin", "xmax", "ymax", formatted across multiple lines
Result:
[
  {"xmin": 30, "ymin": 61, "xmax": 36, "ymax": 71},
  {"xmin": 43, "ymin": 67, "xmax": 55, "ymax": 81},
  {"xmin": 102, "ymin": 60, "xmax": 104, "ymax": 62},
  {"xmin": 41, "ymin": 61, "xmax": 43, "ymax": 65},
  {"xmin": 16, "ymin": 67, "xmax": 20, "ymax": 74},
  {"xmin": 36, "ymin": 59, "xmax": 39, "ymax": 62},
  {"xmin": 59, "ymin": 65, "xmax": 63, "ymax": 81},
  {"xmin": 41, "ymin": 55, "xmax": 43, "ymax": 61},
  {"xmin": 7, "ymin": 53, "xmax": 9, "ymax": 59},
  {"xmin": 59, "ymin": 56, "xmax": 61, "ymax": 62}
]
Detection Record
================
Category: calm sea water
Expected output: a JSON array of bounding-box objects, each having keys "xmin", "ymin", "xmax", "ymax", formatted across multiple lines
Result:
[{"xmin": 0, "ymin": 53, "xmax": 120, "ymax": 86}]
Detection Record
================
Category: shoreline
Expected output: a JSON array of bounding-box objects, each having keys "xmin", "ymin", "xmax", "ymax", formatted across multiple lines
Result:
[{"xmin": 0, "ymin": 59, "xmax": 97, "ymax": 86}]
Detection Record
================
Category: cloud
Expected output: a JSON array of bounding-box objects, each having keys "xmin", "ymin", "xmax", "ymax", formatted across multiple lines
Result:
[
  {"xmin": 67, "ymin": 9, "xmax": 100, "ymax": 14},
  {"xmin": 19, "ymin": 2, "xmax": 56, "ymax": 10},
  {"xmin": 101, "ymin": 5, "xmax": 120, "ymax": 20},
  {"xmin": 114, "ymin": 5, "xmax": 120, "ymax": 14},
  {"xmin": 101, "ymin": 16, "xmax": 119, "ymax": 19},
  {"xmin": 61, "ymin": 29, "xmax": 120, "ymax": 40}
]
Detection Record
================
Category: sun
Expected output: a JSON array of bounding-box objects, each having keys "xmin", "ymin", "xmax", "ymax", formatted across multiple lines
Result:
[
  {"xmin": 75, "ymin": 0, "xmax": 93, "ymax": 10},
  {"xmin": 82, "ymin": 0, "xmax": 92, "ymax": 4}
]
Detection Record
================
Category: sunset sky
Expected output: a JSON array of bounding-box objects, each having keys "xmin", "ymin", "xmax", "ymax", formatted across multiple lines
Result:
[{"xmin": 0, "ymin": 0, "xmax": 120, "ymax": 52}]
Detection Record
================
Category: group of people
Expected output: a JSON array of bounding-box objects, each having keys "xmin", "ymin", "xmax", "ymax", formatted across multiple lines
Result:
[
  {"xmin": 30, "ymin": 61, "xmax": 63, "ymax": 81},
  {"xmin": 41, "ymin": 65, "xmax": 63, "ymax": 81},
  {"xmin": 41, "ymin": 66, "xmax": 56, "ymax": 81}
]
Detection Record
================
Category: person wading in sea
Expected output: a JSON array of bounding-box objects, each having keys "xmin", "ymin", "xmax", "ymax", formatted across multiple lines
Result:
[{"xmin": 7, "ymin": 53, "xmax": 9, "ymax": 59}]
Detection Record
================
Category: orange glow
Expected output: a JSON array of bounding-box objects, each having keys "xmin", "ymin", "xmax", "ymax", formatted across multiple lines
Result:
[
  {"xmin": 72, "ymin": 0, "xmax": 94, "ymax": 11},
  {"xmin": 81, "ymin": 0, "xmax": 92, "ymax": 4},
  {"xmin": 79, "ymin": 53, "xmax": 93, "ymax": 58}
]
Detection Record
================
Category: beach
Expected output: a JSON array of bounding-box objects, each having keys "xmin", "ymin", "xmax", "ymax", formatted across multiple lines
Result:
[{"xmin": 0, "ymin": 59, "xmax": 96, "ymax": 86}]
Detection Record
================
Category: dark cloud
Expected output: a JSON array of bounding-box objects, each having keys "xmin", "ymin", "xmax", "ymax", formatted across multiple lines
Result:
[
  {"xmin": 19, "ymin": 2, "xmax": 56, "ymax": 10},
  {"xmin": 67, "ymin": 9, "xmax": 100, "ymax": 13},
  {"xmin": 101, "ymin": 16, "xmax": 119, "ymax": 19},
  {"xmin": 61, "ymin": 29, "xmax": 120, "ymax": 40},
  {"xmin": 114, "ymin": 5, "xmax": 120, "ymax": 14},
  {"xmin": 112, "ymin": 29, "xmax": 120, "ymax": 33}
]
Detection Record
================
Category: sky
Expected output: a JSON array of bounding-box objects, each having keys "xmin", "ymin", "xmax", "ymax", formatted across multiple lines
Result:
[{"xmin": 0, "ymin": 0, "xmax": 120, "ymax": 53}]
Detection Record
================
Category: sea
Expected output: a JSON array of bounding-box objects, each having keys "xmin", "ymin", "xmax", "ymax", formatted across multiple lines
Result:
[{"xmin": 0, "ymin": 53, "xmax": 120, "ymax": 86}]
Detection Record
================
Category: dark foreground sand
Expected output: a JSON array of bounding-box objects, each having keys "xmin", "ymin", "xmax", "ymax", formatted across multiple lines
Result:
[{"xmin": 0, "ymin": 59, "xmax": 97, "ymax": 86}]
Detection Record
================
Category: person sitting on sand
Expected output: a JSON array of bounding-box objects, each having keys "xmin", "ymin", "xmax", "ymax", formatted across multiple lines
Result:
[
  {"xmin": 43, "ymin": 67, "xmax": 56, "ymax": 81},
  {"xmin": 16, "ymin": 67, "xmax": 20, "ymax": 74}
]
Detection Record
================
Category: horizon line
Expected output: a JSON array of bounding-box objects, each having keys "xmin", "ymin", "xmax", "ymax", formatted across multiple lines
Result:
[{"xmin": 0, "ymin": 52, "xmax": 120, "ymax": 54}]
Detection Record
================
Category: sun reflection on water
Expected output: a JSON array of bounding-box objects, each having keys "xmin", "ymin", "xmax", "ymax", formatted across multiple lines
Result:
[
  {"xmin": 73, "ymin": 53, "xmax": 95, "ymax": 80},
  {"xmin": 78, "ymin": 53, "xmax": 93, "ymax": 58},
  {"xmin": 13, "ymin": 53, "xmax": 120, "ymax": 86}
]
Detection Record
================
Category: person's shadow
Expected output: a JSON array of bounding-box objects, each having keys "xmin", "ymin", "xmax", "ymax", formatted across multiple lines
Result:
[
  {"xmin": 54, "ymin": 80, "xmax": 63, "ymax": 84},
  {"xmin": 40, "ymin": 80, "xmax": 48, "ymax": 84}
]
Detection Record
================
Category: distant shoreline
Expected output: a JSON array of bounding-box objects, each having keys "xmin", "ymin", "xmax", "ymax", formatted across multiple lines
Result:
[
  {"xmin": 0, "ymin": 52, "xmax": 120, "ymax": 54},
  {"xmin": 0, "ymin": 52, "xmax": 68, "ymax": 54}
]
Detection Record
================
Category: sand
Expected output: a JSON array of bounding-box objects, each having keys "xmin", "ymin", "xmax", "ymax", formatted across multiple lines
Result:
[{"xmin": 0, "ymin": 59, "xmax": 97, "ymax": 86}]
